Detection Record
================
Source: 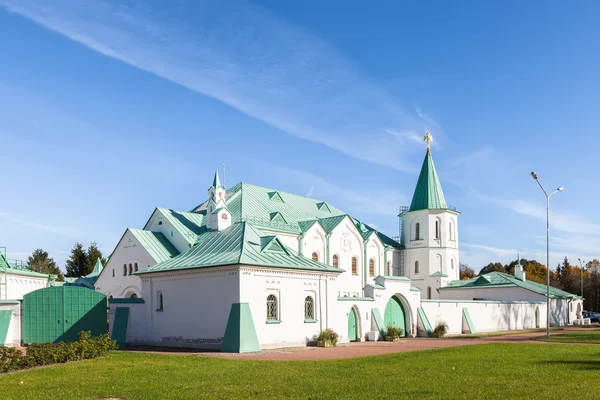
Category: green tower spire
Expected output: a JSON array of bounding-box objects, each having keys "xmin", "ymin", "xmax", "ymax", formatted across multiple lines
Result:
[
  {"xmin": 212, "ymin": 170, "xmax": 222, "ymax": 188},
  {"xmin": 409, "ymin": 148, "xmax": 448, "ymax": 211}
]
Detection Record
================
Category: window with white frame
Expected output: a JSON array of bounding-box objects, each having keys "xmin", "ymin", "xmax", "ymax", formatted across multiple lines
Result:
[
  {"xmin": 304, "ymin": 296, "xmax": 315, "ymax": 321},
  {"xmin": 266, "ymin": 294, "xmax": 278, "ymax": 321}
]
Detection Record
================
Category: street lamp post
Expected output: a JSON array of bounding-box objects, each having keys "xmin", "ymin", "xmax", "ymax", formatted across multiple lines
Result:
[
  {"xmin": 531, "ymin": 171, "xmax": 563, "ymax": 338},
  {"xmin": 578, "ymin": 258, "xmax": 585, "ymax": 307}
]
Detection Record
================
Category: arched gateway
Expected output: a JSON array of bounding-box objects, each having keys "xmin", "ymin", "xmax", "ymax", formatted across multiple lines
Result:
[
  {"xmin": 384, "ymin": 296, "xmax": 409, "ymax": 337},
  {"xmin": 347, "ymin": 307, "xmax": 359, "ymax": 341}
]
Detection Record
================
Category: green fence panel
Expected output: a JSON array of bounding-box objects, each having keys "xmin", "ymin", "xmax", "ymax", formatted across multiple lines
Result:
[{"xmin": 111, "ymin": 307, "xmax": 130, "ymax": 348}]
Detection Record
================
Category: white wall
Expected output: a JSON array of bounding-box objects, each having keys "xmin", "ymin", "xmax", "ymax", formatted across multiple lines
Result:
[
  {"xmin": 120, "ymin": 267, "xmax": 240, "ymax": 349},
  {"xmin": 240, "ymin": 266, "xmax": 334, "ymax": 348},
  {"xmin": 328, "ymin": 219, "xmax": 365, "ymax": 297},
  {"xmin": 2, "ymin": 274, "xmax": 49, "ymax": 300},
  {"xmin": 95, "ymin": 229, "xmax": 158, "ymax": 299},
  {"xmin": 0, "ymin": 302, "xmax": 21, "ymax": 346},
  {"xmin": 421, "ymin": 300, "xmax": 546, "ymax": 335}
]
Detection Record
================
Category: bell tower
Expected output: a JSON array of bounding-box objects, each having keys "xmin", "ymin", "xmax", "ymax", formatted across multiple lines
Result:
[{"xmin": 400, "ymin": 133, "xmax": 460, "ymax": 298}]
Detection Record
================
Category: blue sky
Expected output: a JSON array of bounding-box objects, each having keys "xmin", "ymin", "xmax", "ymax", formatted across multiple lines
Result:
[{"xmin": 1, "ymin": 0, "xmax": 599, "ymax": 271}]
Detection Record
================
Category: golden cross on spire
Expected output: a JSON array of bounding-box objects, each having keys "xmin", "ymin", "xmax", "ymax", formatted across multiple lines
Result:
[{"xmin": 424, "ymin": 131, "xmax": 433, "ymax": 149}]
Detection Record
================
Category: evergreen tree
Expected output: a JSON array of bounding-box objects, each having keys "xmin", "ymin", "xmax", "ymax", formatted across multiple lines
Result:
[
  {"xmin": 86, "ymin": 242, "xmax": 107, "ymax": 273},
  {"xmin": 27, "ymin": 249, "xmax": 64, "ymax": 280},
  {"xmin": 65, "ymin": 243, "xmax": 89, "ymax": 277}
]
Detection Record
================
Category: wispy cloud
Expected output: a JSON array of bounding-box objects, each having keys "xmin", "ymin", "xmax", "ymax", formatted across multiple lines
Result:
[
  {"xmin": 459, "ymin": 184, "xmax": 600, "ymax": 235},
  {"xmin": 1, "ymin": 0, "xmax": 433, "ymax": 172},
  {"xmin": 0, "ymin": 212, "xmax": 77, "ymax": 237}
]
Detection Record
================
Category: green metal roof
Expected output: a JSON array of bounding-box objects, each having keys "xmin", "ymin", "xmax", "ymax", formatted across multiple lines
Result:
[
  {"xmin": 441, "ymin": 272, "xmax": 581, "ymax": 299},
  {"xmin": 137, "ymin": 221, "xmax": 343, "ymax": 275},
  {"xmin": 151, "ymin": 208, "xmax": 206, "ymax": 243},
  {"xmin": 429, "ymin": 271, "xmax": 449, "ymax": 277},
  {"xmin": 409, "ymin": 148, "xmax": 448, "ymax": 212},
  {"xmin": 0, "ymin": 253, "xmax": 55, "ymax": 279},
  {"xmin": 129, "ymin": 229, "xmax": 180, "ymax": 263}
]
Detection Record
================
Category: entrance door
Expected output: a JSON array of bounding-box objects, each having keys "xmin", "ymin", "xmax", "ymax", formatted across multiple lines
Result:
[
  {"xmin": 384, "ymin": 296, "xmax": 406, "ymax": 337},
  {"xmin": 347, "ymin": 308, "xmax": 358, "ymax": 341}
]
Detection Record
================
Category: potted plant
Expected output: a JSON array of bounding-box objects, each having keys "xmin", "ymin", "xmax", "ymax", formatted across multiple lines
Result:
[
  {"xmin": 431, "ymin": 321, "xmax": 449, "ymax": 338},
  {"xmin": 385, "ymin": 325, "xmax": 403, "ymax": 342},
  {"xmin": 317, "ymin": 328, "xmax": 339, "ymax": 347}
]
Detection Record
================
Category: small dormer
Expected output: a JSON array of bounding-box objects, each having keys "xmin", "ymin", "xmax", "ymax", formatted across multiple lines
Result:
[
  {"xmin": 210, "ymin": 207, "xmax": 232, "ymax": 231},
  {"xmin": 316, "ymin": 201, "xmax": 331, "ymax": 213}
]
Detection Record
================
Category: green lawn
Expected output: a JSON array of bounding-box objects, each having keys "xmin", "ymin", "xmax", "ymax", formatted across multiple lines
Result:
[
  {"xmin": 1, "ymin": 343, "xmax": 599, "ymax": 399},
  {"xmin": 452, "ymin": 328, "xmax": 560, "ymax": 339},
  {"xmin": 536, "ymin": 330, "xmax": 600, "ymax": 344}
]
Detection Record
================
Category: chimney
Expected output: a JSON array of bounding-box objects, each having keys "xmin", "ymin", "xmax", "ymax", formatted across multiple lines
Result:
[{"xmin": 514, "ymin": 254, "xmax": 526, "ymax": 281}]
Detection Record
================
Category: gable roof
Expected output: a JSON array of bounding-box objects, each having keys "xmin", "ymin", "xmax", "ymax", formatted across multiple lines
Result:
[
  {"xmin": 145, "ymin": 208, "xmax": 206, "ymax": 243},
  {"xmin": 129, "ymin": 229, "xmax": 180, "ymax": 263},
  {"xmin": 409, "ymin": 148, "xmax": 448, "ymax": 212},
  {"xmin": 440, "ymin": 272, "xmax": 581, "ymax": 299},
  {"xmin": 137, "ymin": 221, "xmax": 343, "ymax": 275}
]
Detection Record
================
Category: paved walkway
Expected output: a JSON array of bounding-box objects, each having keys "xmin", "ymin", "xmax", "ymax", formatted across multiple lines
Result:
[{"xmin": 126, "ymin": 327, "xmax": 598, "ymax": 361}]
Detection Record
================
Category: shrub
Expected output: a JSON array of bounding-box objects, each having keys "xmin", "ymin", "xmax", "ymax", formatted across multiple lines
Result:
[
  {"xmin": 431, "ymin": 321, "xmax": 449, "ymax": 338},
  {"xmin": 317, "ymin": 329, "xmax": 339, "ymax": 346},
  {"xmin": 1, "ymin": 331, "xmax": 117, "ymax": 374},
  {"xmin": 385, "ymin": 325, "xmax": 404, "ymax": 341},
  {"xmin": 0, "ymin": 347, "xmax": 25, "ymax": 373}
]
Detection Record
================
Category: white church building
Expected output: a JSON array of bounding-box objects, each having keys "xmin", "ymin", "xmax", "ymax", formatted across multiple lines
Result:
[{"xmin": 99, "ymin": 136, "xmax": 582, "ymax": 351}]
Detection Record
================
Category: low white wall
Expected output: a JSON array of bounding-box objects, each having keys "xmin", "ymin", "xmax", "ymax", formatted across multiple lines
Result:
[
  {"xmin": 420, "ymin": 300, "xmax": 547, "ymax": 335},
  {"xmin": 0, "ymin": 302, "xmax": 21, "ymax": 346}
]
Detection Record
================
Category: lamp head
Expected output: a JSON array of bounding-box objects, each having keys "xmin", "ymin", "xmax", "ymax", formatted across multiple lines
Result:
[
  {"xmin": 557, "ymin": 186, "xmax": 564, "ymax": 192},
  {"xmin": 530, "ymin": 171, "xmax": 538, "ymax": 180}
]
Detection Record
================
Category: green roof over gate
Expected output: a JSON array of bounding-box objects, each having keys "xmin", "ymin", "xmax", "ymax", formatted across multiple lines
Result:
[
  {"xmin": 409, "ymin": 149, "xmax": 448, "ymax": 212},
  {"xmin": 0, "ymin": 253, "xmax": 55, "ymax": 279},
  {"xmin": 441, "ymin": 272, "xmax": 581, "ymax": 299}
]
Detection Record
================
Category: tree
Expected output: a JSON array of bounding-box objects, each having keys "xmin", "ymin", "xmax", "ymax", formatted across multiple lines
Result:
[
  {"xmin": 65, "ymin": 243, "xmax": 89, "ymax": 277},
  {"xmin": 86, "ymin": 242, "xmax": 107, "ymax": 272},
  {"xmin": 459, "ymin": 263, "xmax": 476, "ymax": 280},
  {"xmin": 478, "ymin": 262, "xmax": 506, "ymax": 275},
  {"xmin": 27, "ymin": 249, "xmax": 63, "ymax": 280},
  {"xmin": 556, "ymin": 257, "xmax": 579, "ymax": 295},
  {"xmin": 505, "ymin": 258, "xmax": 547, "ymax": 284}
]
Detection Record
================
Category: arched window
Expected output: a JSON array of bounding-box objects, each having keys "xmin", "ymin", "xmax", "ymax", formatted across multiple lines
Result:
[
  {"xmin": 123, "ymin": 264, "xmax": 127, "ymax": 276},
  {"xmin": 134, "ymin": 263, "xmax": 138, "ymax": 272},
  {"xmin": 332, "ymin": 254, "xmax": 339, "ymax": 268},
  {"xmin": 312, "ymin": 252, "xmax": 319, "ymax": 262},
  {"xmin": 435, "ymin": 220, "xmax": 440, "ymax": 239},
  {"xmin": 130, "ymin": 293, "xmax": 138, "ymax": 299},
  {"xmin": 451, "ymin": 259, "xmax": 455, "ymax": 270},
  {"xmin": 427, "ymin": 287, "xmax": 432, "ymax": 300},
  {"xmin": 304, "ymin": 296, "xmax": 315, "ymax": 320},
  {"xmin": 108, "ymin": 295, "xmax": 113, "ymax": 300},
  {"xmin": 369, "ymin": 259, "xmax": 375, "ymax": 276},
  {"xmin": 415, "ymin": 223, "xmax": 421, "ymax": 240},
  {"xmin": 157, "ymin": 292, "xmax": 164, "ymax": 311},
  {"xmin": 112, "ymin": 269, "xmax": 115, "ymax": 277},
  {"xmin": 351, "ymin": 257, "xmax": 357, "ymax": 275},
  {"xmin": 415, "ymin": 261, "xmax": 420, "ymax": 274},
  {"xmin": 128, "ymin": 263, "xmax": 133, "ymax": 275},
  {"xmin": 449, "ymin": 222, "xmax": 454, "ymax": 240},
  {"xmin": 222, "ymin": 213, "xmax": 228, "ymax": 220},
  {"xmin": 267, "ymin": 294, "xmax": 278, "ymax": 321},
  {"xmin": 437, "ymin": 254, "xmax": 443, "ymax": 272},
  {"xmin": 387, "ymin": 260, "xmax": 392, "ymax": 276}
]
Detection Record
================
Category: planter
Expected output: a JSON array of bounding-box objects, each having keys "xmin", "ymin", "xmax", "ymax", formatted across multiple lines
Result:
[
  {"xmin": 317, "ymin": 340, "xmax": 335, "ymax": 348},
  {"xmin": 385, "ymin": 337, "xmax": 400, "ymax": 342}
]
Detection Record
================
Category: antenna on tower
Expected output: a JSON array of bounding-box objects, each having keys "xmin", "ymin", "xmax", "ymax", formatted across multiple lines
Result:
[{"xmin": 222, "ymin": 163, "xmax": 227, "ymax": 189}]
